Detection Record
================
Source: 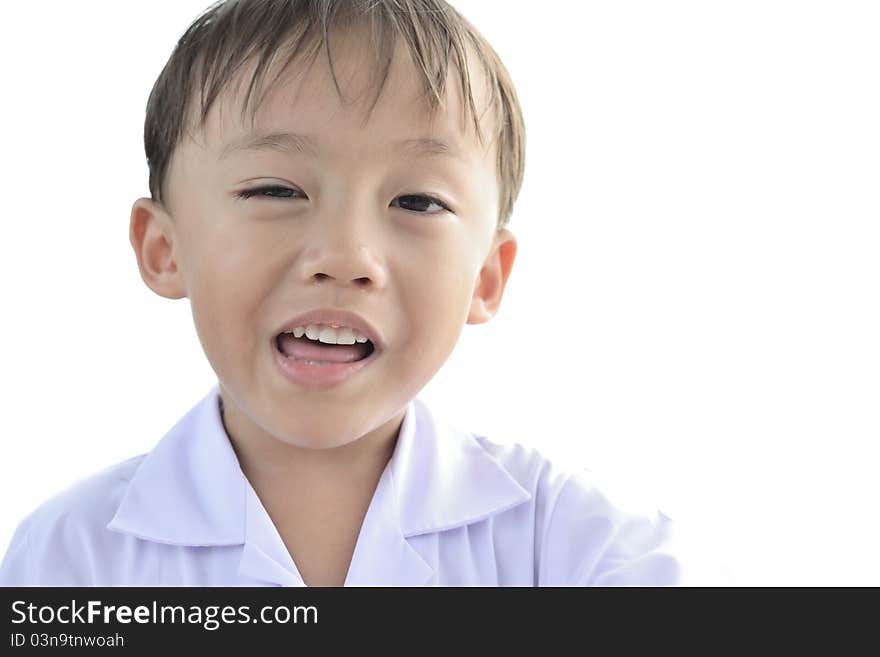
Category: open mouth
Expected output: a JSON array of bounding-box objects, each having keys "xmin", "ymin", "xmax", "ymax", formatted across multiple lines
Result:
[{"xmin": 275, "ymin": 331, "xmax": 376, "ymax": 365}]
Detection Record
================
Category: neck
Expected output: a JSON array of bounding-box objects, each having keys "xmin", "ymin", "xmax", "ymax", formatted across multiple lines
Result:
[{"xmin": 219, "ymin": 395, "xmax": 404, "ymax": 488}]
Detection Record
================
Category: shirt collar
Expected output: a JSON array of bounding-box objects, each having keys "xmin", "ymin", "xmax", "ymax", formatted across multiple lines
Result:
[
  {"xmin": 107, "ymin": 384, "xmax": 531, "ymax": 583},
  {"xmin": 107, "ymin": 384, "xmax": 246, "ymax": 546},
  {"xmin": 391, "ymin": 395, "xmax": 533, "ymax": 537}
]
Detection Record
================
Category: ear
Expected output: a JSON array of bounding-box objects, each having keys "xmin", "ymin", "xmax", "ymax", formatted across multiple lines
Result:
[
  {"xmin": 466, "ymin": 228, "xmax": 518, "ymax": 325},
  {"xmin": 129, "ymin": 197, "xmax": 188, "ymax": 300}
]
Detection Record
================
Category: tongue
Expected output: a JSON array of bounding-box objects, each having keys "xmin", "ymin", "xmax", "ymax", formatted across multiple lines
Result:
[{"xmin": 278, "ymin": 334, "xmax": 371, "ymax": 363}]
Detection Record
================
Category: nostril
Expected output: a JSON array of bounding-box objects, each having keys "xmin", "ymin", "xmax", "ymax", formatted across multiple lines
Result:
[{"xmin": 311, "ymin": 274, "xmax": 372, "ymax": 286}]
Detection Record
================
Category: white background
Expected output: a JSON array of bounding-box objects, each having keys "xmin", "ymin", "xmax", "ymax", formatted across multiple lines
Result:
[{"xmin": 1, "ymin": 1, "xmax": 878, "ymax": 585}]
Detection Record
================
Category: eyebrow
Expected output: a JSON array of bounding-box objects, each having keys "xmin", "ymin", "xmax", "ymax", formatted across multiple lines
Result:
[{"xmin": 218, "ymin": 130, "xmax": 462, "ymax": 161}]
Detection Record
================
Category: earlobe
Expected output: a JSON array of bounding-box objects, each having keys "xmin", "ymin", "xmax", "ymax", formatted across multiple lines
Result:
[
  {"xmin": 129, "ymin": 197, "xmax": 187, "ymax": 300},
  {"xmin": 466, "ymin": 229, "xmax": 518, "ymax": 325}
]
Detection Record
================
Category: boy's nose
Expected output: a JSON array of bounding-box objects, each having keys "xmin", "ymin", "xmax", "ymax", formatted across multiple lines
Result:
[
  {"xmin": 299, "ymin": 239, "xmax": 388, "ymax": 290},
  {"xmin": 309, "ymin": 247, "xmax": 384, "ymax": 287}
]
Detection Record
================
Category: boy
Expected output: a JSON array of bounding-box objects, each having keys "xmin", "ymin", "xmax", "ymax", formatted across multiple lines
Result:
[{"xmin": 0, "ymin": 0, "xmax": 680, "ymax": 586}]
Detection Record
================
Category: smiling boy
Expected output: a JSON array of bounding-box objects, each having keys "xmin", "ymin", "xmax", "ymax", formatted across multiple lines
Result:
[{"xmin": 0, "ymin": 0, "xmax": 680, "ymax": 586}]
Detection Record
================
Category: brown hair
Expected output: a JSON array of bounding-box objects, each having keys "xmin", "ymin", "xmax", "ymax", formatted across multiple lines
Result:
[{"xmin": 144, "ymin": 0, "xmax": 525, "ymax": 230}]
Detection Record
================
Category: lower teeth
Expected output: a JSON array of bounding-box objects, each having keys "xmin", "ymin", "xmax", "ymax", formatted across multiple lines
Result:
[{"xmin": 286, "ymin": 357, "xmax": 335, "ymax": 365}]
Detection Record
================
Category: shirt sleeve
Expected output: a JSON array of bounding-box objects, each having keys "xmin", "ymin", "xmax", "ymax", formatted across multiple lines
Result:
[
  {"xmin": 0, "ymin": 508, "xmax": 100, "ymax": 586},
  {"xmin": 538, "ymin": 470, "xmax": 681, "ymax": 586},
  {"xmin": 0, "ymin": 518, "xmax": 34, "ymax": 586}
]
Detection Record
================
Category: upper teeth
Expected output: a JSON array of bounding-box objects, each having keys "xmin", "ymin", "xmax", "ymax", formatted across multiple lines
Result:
[{"xmin": 282, "ymin": 324, "xmax": 371, "ymax": 345}]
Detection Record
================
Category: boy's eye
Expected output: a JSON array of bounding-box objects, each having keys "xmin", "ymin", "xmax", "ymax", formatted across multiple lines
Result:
[
  {"xmin": 235, "ymin": 185, "xmax": 306, "ymax": 200},
  {"xmin": 391, "ymin": 194, "xmax": 451, "ymax": 214}
]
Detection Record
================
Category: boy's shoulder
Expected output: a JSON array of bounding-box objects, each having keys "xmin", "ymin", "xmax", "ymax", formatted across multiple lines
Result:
[
  {"xmin": 464, "ymin": 431, "xmax": 680, "ymax": 586},
  {"xmin": 467, "ymin": 431, "xmax": 664, "ymax": 519},
  {"xmin": 0, "ymin": 453, "xmax": 148, "ymax": 585},
  {"xmin": 9, "ymin": 453, "xmax": 146, "ymax": 544},
  {"xmin": 411, "ymin": 397, "xmax": 673, "ymax": 527}
]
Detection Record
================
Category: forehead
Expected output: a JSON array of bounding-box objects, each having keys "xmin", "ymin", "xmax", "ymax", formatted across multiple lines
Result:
[{"xmin": 190, "ymin": 27, "xmax": 496, "ymax": 164}]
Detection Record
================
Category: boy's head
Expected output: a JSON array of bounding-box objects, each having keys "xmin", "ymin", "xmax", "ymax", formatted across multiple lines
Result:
[{"xmin": 130, "ymin": 0, "xmax": 526, "ymax": 450}]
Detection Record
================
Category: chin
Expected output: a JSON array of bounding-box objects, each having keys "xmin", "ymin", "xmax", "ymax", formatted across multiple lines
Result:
[{"xmin": 272, "ymin": 420, "xmax": 364, "ymax": 449}]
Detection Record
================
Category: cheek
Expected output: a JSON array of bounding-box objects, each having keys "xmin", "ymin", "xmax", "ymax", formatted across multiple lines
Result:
[
  {"xmin": 399, "ymin": 248, "xmax": 478, "ymax": 345},
  {"xmin": 186, "ymin": 235, "xmax": 272, "ymax": 361}
]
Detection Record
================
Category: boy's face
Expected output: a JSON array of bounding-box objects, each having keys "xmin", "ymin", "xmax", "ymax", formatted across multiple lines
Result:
[{"xmin": 130, "ymin": 31, "xmax": 516, "ymax": 451}]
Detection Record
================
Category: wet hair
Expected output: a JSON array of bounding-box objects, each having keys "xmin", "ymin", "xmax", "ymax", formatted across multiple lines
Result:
[{"xmin": 144, "ymin": 0, "xmax": 525, "ymax": 230}]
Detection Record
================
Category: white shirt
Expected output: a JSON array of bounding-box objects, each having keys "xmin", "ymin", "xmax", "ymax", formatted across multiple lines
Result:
[{"xmin": 0, "ymin": 384, "xmax": 680, "ymax": 586}]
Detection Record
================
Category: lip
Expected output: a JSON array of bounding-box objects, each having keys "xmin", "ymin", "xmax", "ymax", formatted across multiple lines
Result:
[
  {"xmin": 272, "ymin": 333, "xmax": 380, "ymax": 388},
  {"xmin": 270, "ymin": 307, "xmax": 384, "ymax": 389},
  {"xmin": 273, "ymin": 308, "xmax": 385, "ymax": 350}
]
